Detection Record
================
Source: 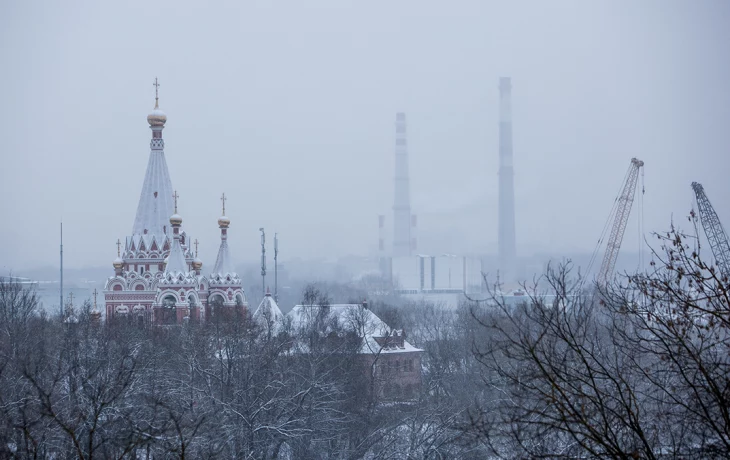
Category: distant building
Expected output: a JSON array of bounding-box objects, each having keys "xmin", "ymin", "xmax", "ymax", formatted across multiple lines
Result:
[
  {"xmin": 387, "ymin": 255, "xmax": 483, "ymax": 295},
  {"xmin": 103, "ymin": 83, "xmax": 247, "ymax": 325},
  {"xmin": 255, "ymin": 301, "xmax": 423, "ymax": 401}
]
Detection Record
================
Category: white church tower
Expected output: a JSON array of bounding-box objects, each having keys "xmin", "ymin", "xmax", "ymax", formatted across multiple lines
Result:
[{"xmin": 104, "ymin": 79, "xmax": 197, "ymax": 323}]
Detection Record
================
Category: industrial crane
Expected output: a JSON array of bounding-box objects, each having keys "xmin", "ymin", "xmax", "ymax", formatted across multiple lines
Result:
[
  {"xmin": 589, "ymin": 158, "xmax": 645, "ymax": 285},
  {"xmin": 691, "ymin": 182, "xmax": 730, "ymax": 280}
]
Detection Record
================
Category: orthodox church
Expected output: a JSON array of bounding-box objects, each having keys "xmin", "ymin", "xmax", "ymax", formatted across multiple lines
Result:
[{"xmin": 103, "ymin": 82, "xmax": 247, "ymax": 324}]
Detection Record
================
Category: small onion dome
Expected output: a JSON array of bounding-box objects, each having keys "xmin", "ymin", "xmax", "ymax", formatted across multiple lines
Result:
[
  {"xmin": 113, "ymin": 257, "xmax": 124, "ymax": 269},
  {"xmin": 147, "ymin": 103, "xmax": 167, "ymax": 127},
  {"xmin": 218, "ymin": 216, "xmax": 230, "ymax": 228},
  {"xmin": 170, "ymin": 213, "xmax": 183, "ymax": 225},
  {"xmin": 192, "ymin": 258, "xmax": 203, "ymax": 270}
]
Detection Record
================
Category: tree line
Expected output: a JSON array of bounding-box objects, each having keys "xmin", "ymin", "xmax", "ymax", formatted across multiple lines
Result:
[{"xmin": 1, "ymin": 219, "xmax": 728, "ymax": 458}]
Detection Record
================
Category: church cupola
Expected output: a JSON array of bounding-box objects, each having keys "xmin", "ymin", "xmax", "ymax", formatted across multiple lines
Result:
[
  {"xmin": 192, "ymin": 238, "xmax": 203, "ymax": 275},
  {"xmin": 147, "ymin": 77, "xmax": 167, "ymax": 128},
  {"xmin": 113, "ymin": 238, "xmax": 124, "ymax": 275},
  {"xmin": 165, "ymin": 191, "xmax": 189, "ymax": 275},
  {"xmin": 211, "ymin": 193, "xmax": 234, "ymax": 276}
]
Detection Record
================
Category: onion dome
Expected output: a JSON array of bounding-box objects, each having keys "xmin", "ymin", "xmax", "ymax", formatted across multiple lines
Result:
[
  {"xmin": 113, "ymin": 257, "xmax": 124, "ymax": 269},
  {"xmin": 218, "ymin": 215, "xmax": 230, "ymax": 228},
  {"xmin": 192, "ymin": 257, "xmax": 203, "ymax": 270},
  {"xmin": 147, "ymin": 100, "xmax": 167, "ymax": 127},
  {"xmin": 170, "ymin": 213, "xmax": 183, "ymax": 226}
]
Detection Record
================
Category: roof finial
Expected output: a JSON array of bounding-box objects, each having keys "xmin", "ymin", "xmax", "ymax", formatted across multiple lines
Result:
[
  {"xmin": 116, "ymin": 238, "xmax": 121, "ymax": 257},
  {"xmin": 173, "ymin": 190, "xmax": 179, "ymax": 214},
  {"xmin": 93, "ymin": 288, "xmax": 98, "ymax": 309},
  {"xmin": 194, "ymin": 238, "xmax": 199, "ymax": 257},
  {"xmin": 221, "ymin": 192, "xmax": 227, "ymax": 216},
  {"xmin": 153, "ymin": 77, "xmax": 160, "ymax": 109}
]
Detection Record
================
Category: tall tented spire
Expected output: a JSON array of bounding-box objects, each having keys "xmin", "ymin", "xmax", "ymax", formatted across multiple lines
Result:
[
  {"xmin": 212, "ymin": 194, "xmax": 235, "ymax": 276},
  {"xmin": 133, "ymin": 79, "xmax": 174, "ymax": 239},
  {"xmin": 393, "ymin": 112, "xmax": 413, "ymax": 257}
]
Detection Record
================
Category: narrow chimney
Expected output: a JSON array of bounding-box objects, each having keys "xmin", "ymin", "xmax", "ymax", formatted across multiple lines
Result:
[
  {"xmin": 498, "ymin": 77, "xmax": 516, "ymax": 280},
  {"xmin": 393, "ymin": 112, "xmax": 412, "ymax": 257},
  {"xmin": 378, "ymin": 214, "xmax": 388, "ymax": 277}
]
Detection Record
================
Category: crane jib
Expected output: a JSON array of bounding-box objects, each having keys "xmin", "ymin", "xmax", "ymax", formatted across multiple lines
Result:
[
  {"xmin": 692, "ymin": 182, "xmax": 730, "ymax": 280},
  {"xmin": 597, "ymin": 158, "xmax": 644, "ymax": 285}
]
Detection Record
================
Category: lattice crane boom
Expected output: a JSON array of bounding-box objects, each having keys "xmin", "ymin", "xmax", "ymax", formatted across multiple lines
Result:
[
  {"xmin": 597, "ymin": 158, "xmax": 644, "ymax": 285},
  {"xmin": 691, "ymin": 182, "xmax": 730, "ymax": 279}
]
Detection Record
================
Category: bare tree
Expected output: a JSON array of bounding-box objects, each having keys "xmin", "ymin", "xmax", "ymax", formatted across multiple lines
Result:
[
  {"xmin": 602, "ymin": 220, "xmax": 730, "ymax": 457},
  {"xmin": 464, "ymin": 219, "xmax": 730, "ymax": 458}
]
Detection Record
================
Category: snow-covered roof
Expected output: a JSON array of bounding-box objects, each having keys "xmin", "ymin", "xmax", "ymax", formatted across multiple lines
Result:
[
  {"xmin": 131, "ymin": 149, "xmax": 175, "ymax": 240},
  {"xmin": 286, "ymin": 304, "xmax": 422, "ymax": 355},
  {"xmin": 211, "ymin": 237, "xmax": 235, "ymax": 277},
  {"xmin": 253, "ymin": 292, "xmax": 284, "ymax": 331},
  {"xmin": 165, "ymin": 234, "xmax": 188, "ymax": 275}
]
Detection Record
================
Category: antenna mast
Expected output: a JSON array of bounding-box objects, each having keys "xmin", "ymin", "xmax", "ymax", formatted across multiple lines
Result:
[
  {"xmin": 274, "ymin": 233, "xmax": 279, "ymax": 302},
  {"xmin": 60, "ymin": 222, "xmax": 63, "ymax": 319},
  {"xmin": 260, "ymin": 228, "xmax": 266, "ymax": 298}
]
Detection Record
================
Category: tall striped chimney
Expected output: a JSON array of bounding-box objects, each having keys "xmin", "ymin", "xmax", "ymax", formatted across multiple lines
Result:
[
  {"xmin": 498, "ymin": 77, "xmax": 516, "ymax": 279},
  {"xmin": 378, "ymin": 214, "xmax": 388, "ymax": 276},
  {"xmin": 410, "ymin": 214, "xmax": 418, "ymax": 253},
  {"xmin": 393, "ymin": 112, "xmax": 412, "ymax": 257}
]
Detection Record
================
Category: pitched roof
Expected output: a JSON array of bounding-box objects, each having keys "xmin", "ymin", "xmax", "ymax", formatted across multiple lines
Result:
[
  {"xmin": 286, "ymin": 304, "xmax": 422, "ymax": 354},
  {"xmin": 165, "ymin": 234, "xmax": 188, "ymax": 275},
  {"xmin": 253, "ymin": 291, "xmax": 285, "ymax": 331},
  {"xmin": 211, "ymin": 237, "xmax": 235, "ymax": 277}
]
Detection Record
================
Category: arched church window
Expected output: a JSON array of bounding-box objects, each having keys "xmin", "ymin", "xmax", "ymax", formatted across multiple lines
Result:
[{"xmin": 161, "ymin": 295, "xmax": 177, "ymax": 325}]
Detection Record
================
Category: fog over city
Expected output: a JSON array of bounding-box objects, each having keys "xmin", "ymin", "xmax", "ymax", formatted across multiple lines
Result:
[
  {"xmin": 2, "ymin": 0, "xmax": 728, "ymax": 274},
  {"xmin": 3, "ymin": 2, "xmax": 730, "ymax": 458}
]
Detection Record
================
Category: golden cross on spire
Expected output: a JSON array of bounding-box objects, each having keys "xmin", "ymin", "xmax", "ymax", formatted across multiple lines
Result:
[
  {"xmin": 93, "ymin": 289, "xmax": 98, "ymax": 309},
  {"xmin": 221, "ymin": 193, "xmax": 227, "ymax": 216},
  {"xmin": 116, "ymin": 238, "xmax": 121, "ymax": 257},
  {"xmin": 153, "ymin": 77, "xmax": 160, "ymax": 107},
  {"xmin": 194, "ymin": 239, "xmax": 199, "ymax": 257},
  {"xmin": 173, "ymin": 190, "xmax": 179, "ymax": 213}
]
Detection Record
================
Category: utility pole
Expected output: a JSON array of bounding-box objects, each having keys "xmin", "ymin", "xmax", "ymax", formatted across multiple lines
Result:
[
  {"xmin": 259, "ymin": 228, "xmax": 266, "ymax": 298},
  {"xmin": 274, "ymin": 233, "xmax": 278, "ymax": 302},
  {"xmin": 60, "ymin": 222, "xmax": 63, "ymax": 319}
]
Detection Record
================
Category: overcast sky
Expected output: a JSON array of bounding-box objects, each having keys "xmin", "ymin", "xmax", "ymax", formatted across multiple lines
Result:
[{"xmin": 1, "ymin": 0, "xmax": 729, "ymax": 272}]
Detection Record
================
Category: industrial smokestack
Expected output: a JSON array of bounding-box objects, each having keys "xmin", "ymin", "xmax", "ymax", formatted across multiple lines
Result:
[
  {"xmin": 410, "ymin": 214, "xmax": 418, "ymax": 253},
  {"xmin": 498, "ymin": 77, "xmax": 516, "ymax": 280},
  {"xmin": 378, "ymin": 214, "xmax": 388, "ymax": 276},
  {"xmin": 393, "ymin": 112, "xmax": 412, "ymax": 257}
]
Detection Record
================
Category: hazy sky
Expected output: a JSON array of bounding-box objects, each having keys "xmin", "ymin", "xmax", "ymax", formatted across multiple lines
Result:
[{"xmin": 1, "ymin": 0, "xmax": 729, "ymax": 272}]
